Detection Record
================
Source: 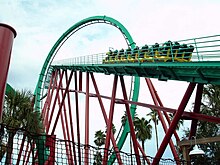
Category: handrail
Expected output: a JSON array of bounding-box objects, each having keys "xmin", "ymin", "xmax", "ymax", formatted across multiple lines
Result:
[{"xmin": 52, "ymin": 34, "xmax": 220, "ymax": 66}]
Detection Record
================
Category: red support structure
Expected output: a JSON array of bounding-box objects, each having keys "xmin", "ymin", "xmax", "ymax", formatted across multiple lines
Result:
[
  {"xmin": 84, "ymin": 72, "xmax": 90, "ymax": 165},
  {"xmin": 23, "ymin": 142, "xmax": 29, "ymax": 165},
  {"xmin": 74, "ymin": 71, "xmax": 82, "ymax": 165},
  {"xmin": 42, "ymin": 71, "xmax": 56, "ymax": 128},
  {"xmin": 61, "ymin": 71, "xmax": 74, "ymax": 164},
  {"xmin": 189, "ymin": 83, "xmax": 204, "ymax": 139},
  {"xmin": 0, "ymin": 23, "xmax": 16, "ymax": 121},
  {"xmin": 44, "ymin": 69, "xmax": 74, "ymax": 164},
  {"xmin": 137, "ymin": 142, "xmax": 151, "ymax": 165},
  {"xmin": 152, "ymin": 83, "xmax": 196, "ymax": 164},
  {"xmin": 79, "ymin": 71, "xmax": 82, "ymax": 91},
  {"xmin": 25, "ymin": 143, "xmax": 35, "ymax": 165},
  {"xmin": 147, "ymin": 79, "xmax": 180, "ymax": 142},
  {"xmin": 45, "ymin": 135, "xmax": 56, "ymax": 165},
  {"xmin": 51, "ymin": 70, "xmax": 73, "ymax": 135},
  {"xmin": 120, "ymin": 75, "xmax": 141, "ymax": 165},
  {"xmin": 65, "ymin": 70, "xmax": 77, "ymax": 164},
  {"xmin": 146, "ymin": 78, "xmax": 180, "ymax": 162},
  {"xmin": 68, "ymin": 83, "xmax": 220, "ymax": 123},
  {"xmin": 90, "ymin": 73, "xmax": 123, "ymax": 164},
  {"xmin": 39, "ymin": 68, "xmax": 219, "ymax": 165},
  {"xmin": 42, "ymin": 71, "xmax": 57, "ymax": 129},
  {"xmin": 16, "ymin": 134, "xmax": 27, "ymax": 165},
  {"xmin": 103, "ymin": 75, "xmax": 118, "ymax": 165},
  {"xmin": 46, "ymin": 69, "xmax": 64, "ymax": 134},
  {"xmin": 57, "ymin": 87, "xmax": 74, "ymax": 165}
]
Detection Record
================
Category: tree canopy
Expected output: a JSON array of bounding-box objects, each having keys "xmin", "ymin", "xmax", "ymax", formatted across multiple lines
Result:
[{"xmin": 183, "ymin": 84, "xmax": 220, "ymax": 163}]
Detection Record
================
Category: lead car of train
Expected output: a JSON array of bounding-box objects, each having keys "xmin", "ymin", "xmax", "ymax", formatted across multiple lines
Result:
[{"xmin": 103, "ymin": 41, "xmax": 194, "ymax": 64}]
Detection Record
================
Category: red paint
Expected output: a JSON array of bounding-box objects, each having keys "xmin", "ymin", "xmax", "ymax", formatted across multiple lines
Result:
[
  {"xmin": 152, "ymin": 83, "xmax": 196, "ymax": 164},
  {"xmin": 120, "ymin": 75, "xmax": 141, "ymax": 165},
  {"xmin": 103, "ymin": 75, "xmax": 118, "ymax": 165},
  {"xmin": 0, "ymin": 23, "xmax": 16, "ymax": 121},
  {"xmin": 146, "ymin": 78, "xmax": 180, "ymax": 162},
  {"xmin": 189, "ymin": 84, "xmax": 203, "ymax": 138},
  {"xmin": 75, "ymin": 71, "xmax": 82, "ymax": 164},
  {"xmin": 90, "ymin": 72, "xmax": 122, "ymax": 164},
  {"xmin": 45, "ymin": 135, "xmax": 56, "ymax": 165},
  {"xmin": 84, "ymin": 72, "xmax": 90, "ymax": 165}
]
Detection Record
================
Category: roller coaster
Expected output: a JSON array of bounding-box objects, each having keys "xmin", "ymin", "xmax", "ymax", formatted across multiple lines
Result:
[
  {"xmin": 103, "ymin": 41, "xmax": 194, "ymax": 64},
  {"xmin": 1, "ymin": 16, "xmax": 220, "ymax": 165}
]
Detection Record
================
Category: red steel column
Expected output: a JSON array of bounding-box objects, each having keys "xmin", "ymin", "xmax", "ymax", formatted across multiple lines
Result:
[
  {"xmin": 120, "ymin": 75, "xmax": 141, "ymax": 165},
  {"xmin": 103, "ymin": 75, "xmax": 118, "ymax": 165},
  {"xmin": 152, "ymin": 82, "xmax": 196, "ymax": 164},
  {"xmin": 146, "ymin": 78, "xmax": 180, "ymax": 162},
  {"xmin": 84, "ymin": 72, "xmax": 90, "ymax": 165},
  {"xmin": 189, "ymin": 83, "xmax": 203, "ymax": 138},
  {"xmin": 0, "ymin": 23, "xmax": 16, "ymax": 121}
]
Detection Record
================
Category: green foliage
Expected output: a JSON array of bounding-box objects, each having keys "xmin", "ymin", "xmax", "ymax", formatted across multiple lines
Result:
[
  {"xmin": 196, "ymin": 84, "xmax": 220, "ymax": 161},
  {"xmin": 134, "ymin": 116, "xmax": 152, "ymax": 155},
  {"xmin": 168, "ymin": 113, "xmax": 184, "ymax": 131},
  {"xmin": 94, "ymin": 130, "xmax": 106, "ymax": 147},
  {"xmin": 147, "ymin": 109, "xmax": 159, "ymax": 150},
  {"xmin": 93, "ymin": 151, "xmax": 102, "ymax": 165},
  {"xmin": 93, "ymin": 130, "xmax": 105, "ymax": 164},
  {"xmin": 147, "ymin": 110, "xmax": 159, "ymax": 125},
  {"xmin": 134, "ymin": 117, "xmax": 152, "ymax": 165},
  {"xmin": 3, "ymin": 89, "xmax": 33, "ymax": 129},
  {"xmin": 183, "ymin": 84, "xmax": 220, "ymax": 162},
  {"xmin": 3, "ymin": 89, "xmax": 43, "ymax": 134},
  {"xmin": 121, "ymin": 110, "xmax": 139, "ymax": 126},
  {"xmin": 2, "ymin": 89, "xmax": 43, "ymax": 164},
  {"xmin": 134, "ymin": 117, "xmax": 152, "ymax": 143},
  {"xmin": 105, "ymin": 123, "xmax": 116, "ymax": 135}
]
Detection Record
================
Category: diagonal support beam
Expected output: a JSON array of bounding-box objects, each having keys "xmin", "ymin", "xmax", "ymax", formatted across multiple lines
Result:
[
  {"xmin": 103, "ymin": 75, "xmax": 118, "ymax": 165},
  {"xmin": 90, "ymin": 72, "xmax": 123, "ymax": 164},
  {"xmin": 152, "ymin": 82, "xmax": 196, "ymax": 164},
  {"xmin": 146, "ymin": 78, "xmax": 180, "ymax": 162},
  {"xmin": 120, "ymin": 75, "xmax": 142, "ymax": 165},
  {"xmin": 189, "ymin": 83, "xmax": 204, "ymax": 138}
]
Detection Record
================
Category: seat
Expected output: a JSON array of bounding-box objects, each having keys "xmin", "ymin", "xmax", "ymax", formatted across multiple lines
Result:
[
  {"xmin": 125, "ymin": 48, "xmax": 132, "ymax": 62},
  {"xmin": 175, "ymin": 44, "xmax": 188, "ymax": 62},
  {"xmin": 118, "ymin": 48, "xmax": 125, "ymax": 62},
  {"xmin": 139, "ymin": 44, "xmax": 153, "ymax": 62},
  {"xmin": 156, "ymin": 42, "xmax": 171, "ymax": 62},
  {"xmin": 130, "ymin": 46, "xmax": 139, "ymax": 62},
  {"xmin": 103, "ymin": 50, "xmax": 113, "ymax": 63},
  {"xmin": 110, "ymin": 50, "xmax": 118, "ymax": 63},
  {"xmin": 183, "ymin": 45, "xmax": 194, "ymax": 62},
  {"xmin": 172, "ymin": 42, "xmax": 180, "ymax": 60}
]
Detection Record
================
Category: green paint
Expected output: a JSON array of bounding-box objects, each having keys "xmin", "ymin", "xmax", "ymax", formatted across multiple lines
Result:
[
  {"xmin": 35, "ymin": 16, "xmax": 140, "ymax": 164},
  {"xmin": 6, "ymin": 83, "xmax": 15, "ymax": 95}
]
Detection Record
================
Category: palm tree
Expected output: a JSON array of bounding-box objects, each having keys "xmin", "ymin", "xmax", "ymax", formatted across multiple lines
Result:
[
  {"xmin": 121, "ymin": 110, "xmax": 139, "ymax": 127},
  {"xmin": 134, "ymin": 117, "xmax": 152, "ymax": 164},
  {"xmin": 105, "ymin": 123, "xmax": 116, "ymax": 135},
  {"xmin": 2, "ymin": 89, "xmax": 42, "ymax": 164},
  {"xmin": 168, "ymin": 113, "xmax": 183, "ymax": 131},
  {"xmin": 93, "ymin": 151, "xmax": 102, "ymax": 165},
  {"xmin": 120, "ymin": 110, "xmax": 139, "ymax": 164},
  {"xmin": 147, "ymin": 109, "xmax": 159, "ymax": 151},
  {"xmin": 182, "ymin": 84, "xmax": 220, "ymax": 163},
  {"xmin": 94, "ymin": 130, "xmax": 106, "ymax": 147},
  {"xmin": 93, "ymin": 130, "xmax": 106, "ymax": 165},
  {"xmin": 121, "ymin": 111, "xmax": 127, "ymax": 127}
]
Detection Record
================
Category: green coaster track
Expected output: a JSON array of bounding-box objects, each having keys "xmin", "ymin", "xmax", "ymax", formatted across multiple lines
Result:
[{"xmin": 34, "ymin": 15, "xmax": 140, "ymax": 164}]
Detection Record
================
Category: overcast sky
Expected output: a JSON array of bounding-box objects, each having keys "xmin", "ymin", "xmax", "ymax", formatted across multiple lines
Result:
[
  {"xmin": 1, "ymin": 0, "xmax": 220, "ymax": 90},
  {"xmin": 1, "ymin": 0, "xmax": 220, "ymax": 159}
]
